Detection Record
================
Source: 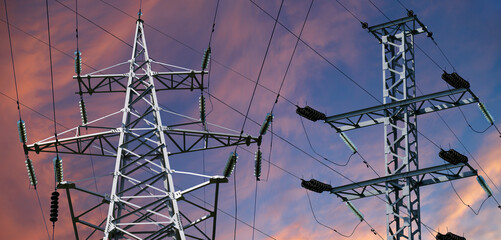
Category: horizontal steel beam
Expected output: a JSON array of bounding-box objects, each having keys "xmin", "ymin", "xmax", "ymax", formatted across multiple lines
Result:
[
  {"xmin": 324, "ymin": 88, "xmax": 478, "ymax": 132},
  {"xmin": 330, "ymin": 163, "xmax": 477, "ymax": 201},
  {"xmin": 25, "ymin": 126, "xmax": 260, "ymax": 157},
  {"xmin": 368, "ymin": 16, "xmax": 416, "ymax": 32},
  {"xmin": 75, "ymin": 70, "xmax": 207, "ymax": 94}
]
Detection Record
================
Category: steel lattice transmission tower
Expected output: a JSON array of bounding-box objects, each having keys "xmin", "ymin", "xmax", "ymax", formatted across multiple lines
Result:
[
  {"xmin": 319, "ymin": 15, "xmax": 481, "ymax": 240},
  {"xmin": 24, "ymin": 18, "xmax": 260, "ymax": 239}
]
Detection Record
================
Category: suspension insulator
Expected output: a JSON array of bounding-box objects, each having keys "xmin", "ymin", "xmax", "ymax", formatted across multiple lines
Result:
[
  {"xmin": 223, "ymin": 152, "xmax": 238, "ymax": 178},
  {"xmin": 17, "ymin": 120, "xmax": 27, "ymax": 143},
  {"xmin": 74, "ymin": 50, "xmax": 82, "ymax": 75},
  {"xmin": 254, "ymin": 149, "xmax": 262, "ymax": 181},
  {"xmin": 25, "ymin": 158, "xmax": 37, "ymax": 187},
  {"xmin": 50, "ymin": 191, "xmax": 60, "ymax": 223},
  {"xmin": 441, "ymin": 71, "xmax": 470, "ymax": 89},
  {"xmin": 435, "ymin": 232, "xmax": 466, "ymax": 240},
  {"xmin": 53, "ymin": 156, "xmax": 64, "ymax": 183},
  {"xmin": 79, "ymin": 98, "xmax": 88, "ymax": 125},
  {"xmin": 296, "ymin": 106, "xmax": 326, "ymax": 122},
  {"xmin": 346, "ymin": 201, "xmax": 364, "ymax": 221},
  {"xmin": 339, "ymin": 132, "xmax": 357, "ymax": 153},
  {"xmin": 438, "ymin": 149, "xmax": 468, "ymax": 165},
  {"xmin": 477, "ymin": 175, "xmax": 493, "ymax": 197},
  {"xmin": 478, "ymin": 102, "xmax": 494, "ymax": 125},
  {"xmin": 199, "ymin": 95, "xmax": 206, "ymax": 123},
  {"xmin": 201, "ymin": 47, "xmax": 211, "ymax": 70},
  {"xmin": 259, "ymin": 113, "xmax": 273, "ymax": 136},
  {"xmin": 301, "ymin": 179, "xmax": 332, "ymax": 193}
]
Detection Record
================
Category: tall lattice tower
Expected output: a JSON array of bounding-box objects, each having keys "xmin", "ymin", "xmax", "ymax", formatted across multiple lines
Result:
[
  {"xmin": 304, "ymin": 14, "xmax": 484, "ymax": 240},
  {"xmin": 24, "ymin": 16, "xmax": 259, "ymax": 239}
]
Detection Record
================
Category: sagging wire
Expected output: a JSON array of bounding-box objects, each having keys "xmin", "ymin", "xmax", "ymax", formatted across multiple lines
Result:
[
  {"xmin": 45, "ymin": 0, "xmax": 63, "ymax": 238},
  {"xmin": 299, "ymin": 116, "xmax": 354, "ymax": 166},
  {"xmin": 202, "ymin": 0, "xmax": 220, "ymax": 118},
  {"xmin": 422, "ymin": 222, "xmax": 440, "ymax": 239},
  {"xmin": 4, "ymin": 0, "xmax": 51, "ymax": 239},
  {"xmin": 448, "ymin": 179, "xmax": 489, "ymax": 216},
  {"xmin": 444, "ymin": 84, "xmax": 494, "ymax": 134},
  {"xmin": 260, "ymin": 0, "xmax": 314, "ymax": 184},
  {"xmin": 205, "ymin": 89, "xmax": 377, "ymax": 192},
  {"xmin": 199, "ymin": 1, "xmax": 221, "ymax": 232},
  {"xmin": 233, "ymin": 1, "xmax": 284, "ymax": 239},
  {"xmin": 305, "ymin": 189, "xmax": 363, "ymax": 238},
  {"xmin": 299, "ymin": 115, "xmax": 381, "ymax": 177}
]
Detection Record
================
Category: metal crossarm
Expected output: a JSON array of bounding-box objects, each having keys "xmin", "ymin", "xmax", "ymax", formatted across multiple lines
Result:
[
  {"xmin": 75, "ymin": 71, "xmax": 207, "ymax": 94},
  {"xmin": 164, "ymin": 128, "xmax": 261, "ymax": 155},
  {"xmin": 330, "ymin": 163, "xmax": 477, "ymax": 201},
  {"xmin": 25, "ymin": 129, "xmax": 119, "ymax": 157},
  {"xmin": 325, "ymin": 88, "xmax": 478, "ymax": 132},
  {"xmin": 368, "ymin": 15, "xmax": 428, "ymax": 43},
  {"xmin": 24, "ymin": 127, "xmax": 258, "ymax": 157}
]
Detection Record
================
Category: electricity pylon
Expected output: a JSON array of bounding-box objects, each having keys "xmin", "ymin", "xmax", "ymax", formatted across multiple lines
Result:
[
  {"xmin": 24, "ymin": 18, "xmax": 260, "ymax": 239},
  {"xmin": 322, "ymin": 15, "xmax": 479, "ymax": 240}
]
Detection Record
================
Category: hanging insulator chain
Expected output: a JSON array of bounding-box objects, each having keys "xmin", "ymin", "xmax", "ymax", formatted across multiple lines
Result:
[
  {"xmin": 301, "ymin": 179, "xmax": 332, "ymax": 193},
  {"xmin": 441, "ymin": 71, "xmax": 470, "ymax": 89},
  {"xmin": 346, "ymin": 201, "xmax": 364, "ymax": 221},
  {"xmin": 17, "ymin": 120, "xmax": 27, "ymax": 143},
  {"xmin": 478, "ymin": 102, "xmax": 494, "ymax": 125},
  {"xmin": 254, "ymin": 149, "xmax": 262, "ymax": 181},
  {"xmin": 74, "ymin": 50, "xmax": 82, "ymax": 75},
  {"xmin": 339, "ymin": 132, "xmax": 357, "ymax": 153},
  {"xmin": 79, "ymin": 98, "xmax": 88, "ymax": 125},
  {"xmin": 53, "ymin": 156, "xmax": 64, "ymax": 183},
  {"xmin": 223, "ymin": 152, "xmax": 238, "ymax": 178},
  {"xmin": 201, "ymin": 47, "xmax": 211, "ymax": 70},
  {"xmin": 296, "ymin": 105, "xmax": 326, "ymax": 122},
  {"xmin": 199, "ymin": 95, "xmax": 206, "ymax": 124},
  {"xmin": 435, "ymin": 232, "xmax": 466, "ymax": 240},
  {"xmin": 259, "ymin": 113, "xmax": 273, "ymax": 136},
  {"xmin": 25, "ymin": 158, "xmax": 38, "ymax": 188},
  {"xmin": 476, "ymin": 175, "xmax": 493, "ymax": 197},
  {"xmin": 438, "ymin": 148, "xmax": 468, "ymax": 165},
  {"xmin": 50, "ymin": 191, "xmax": 60, "ymax": 223}
]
